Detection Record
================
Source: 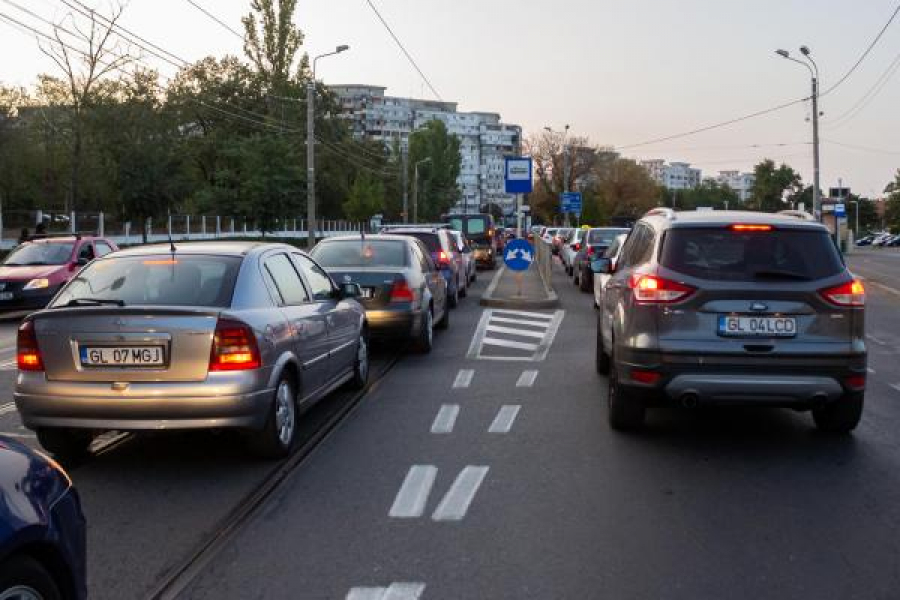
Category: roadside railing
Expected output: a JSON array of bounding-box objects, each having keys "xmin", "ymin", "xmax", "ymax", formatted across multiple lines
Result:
[{"xmin": 534, "ymin": 237, "xmax": 554, "ymax": 294}]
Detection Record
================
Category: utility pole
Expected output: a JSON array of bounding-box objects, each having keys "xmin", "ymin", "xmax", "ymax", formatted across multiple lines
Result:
[
  {"xmin": 306, "ymin": 45, "xmax": 349, "ymax": 250},
  {"xmin": 401, "ymin": 143, "xmax": 409, "ymax": 223}
]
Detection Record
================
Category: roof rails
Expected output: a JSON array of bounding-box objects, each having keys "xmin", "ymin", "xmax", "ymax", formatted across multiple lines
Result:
[
  {"xmin": 644, "ymin": 207, "xmax": 677, "ymax": 220},
  {"xmin": 26, "ymin": 232, "xmax": 83, "ymax": 242},
  {"xmin": 776, "ymin": 210, "xmax": 816, "ymax": 221}
]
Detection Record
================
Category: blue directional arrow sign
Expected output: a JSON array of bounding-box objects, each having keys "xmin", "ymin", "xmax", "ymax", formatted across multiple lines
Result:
[{"xmin": 503, "ymin": 238, "xmax": 534, "ymax": 272}]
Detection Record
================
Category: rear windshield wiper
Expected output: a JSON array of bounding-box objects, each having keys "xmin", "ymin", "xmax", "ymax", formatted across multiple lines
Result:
[
  {"xmin": 61, "ymin": 298, "xmax": 126, "ymax": 307},
  {"xmin": 751, "ymin": 270, "xmax": 810, "ymax": 281}
]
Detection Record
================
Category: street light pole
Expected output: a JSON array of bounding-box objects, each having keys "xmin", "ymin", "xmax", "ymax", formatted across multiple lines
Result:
[
  {"xmin": 412, "ymin": 157, "xmax": 431, "ymax": 224},
  {"xmin": 776, "ymin": 46, "xmax": 821, "ymax": 220},
  {"xmin": 307, "ymin": 45, "xmax": 349, "ymax": 250}
]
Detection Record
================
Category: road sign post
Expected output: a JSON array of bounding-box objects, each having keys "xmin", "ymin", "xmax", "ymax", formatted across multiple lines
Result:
[
  {"xmin": 560, "ymin": 192, "xmax": 582, "ymax": 219},
  {"xmin": 505, "ymin": 157, "xmax": 533, "ymax": 239}
]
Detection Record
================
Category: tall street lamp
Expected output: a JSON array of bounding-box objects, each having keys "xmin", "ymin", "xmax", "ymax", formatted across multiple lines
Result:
[
  {"xmin": 776, "ymin": 46, "xmax": 821, "ymax": 220},
  {"xmin": 307, "ymin": 44, "xmax": 349, "ymax": 250},
  {"xmin": 412, "ymin": 157, "xmax": 432, "ymax": 224}
]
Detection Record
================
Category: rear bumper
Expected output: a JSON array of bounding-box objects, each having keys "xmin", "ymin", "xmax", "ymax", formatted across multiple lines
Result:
[
  {"xmin": 365, "ymin": 308, "xmax": 420, "ymax": 339},
  {"xmin": 472, "ymin": 248, "xmax": 495, "ymax": 267},
  {"xmin": 14, "ymin": 372, "xmax": 274, "ymax": 431},
  {"xmin": 615, "ymin": 349, "xmax": 867, "ymax": 407}
]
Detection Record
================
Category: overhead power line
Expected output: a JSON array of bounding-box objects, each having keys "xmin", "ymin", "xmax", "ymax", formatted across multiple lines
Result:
[
  {"xmin": 821, "ymin": 2, "xmax": 900, "ymax": 96},
  {"xmin": 823, "ymin": 138, "xmax": 900, "ymax": 155},
  {"xmin": 363, "ymin": 0, "xmax": 442, "ymax": 101},
  {"xmin": 184, "ymin": 0, "xmax": 244, "ymax": 40},
  {"xmin": 824, "ymin": 47, "xmax": 900, "ymax": 129}
]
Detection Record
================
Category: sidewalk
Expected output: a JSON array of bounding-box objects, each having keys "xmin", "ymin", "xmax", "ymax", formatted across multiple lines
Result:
[{"xmin": 479, "ymin": 264, "xmax": 559, "ymax": 309}]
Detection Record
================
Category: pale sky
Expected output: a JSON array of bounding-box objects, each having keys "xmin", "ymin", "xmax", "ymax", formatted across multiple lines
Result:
[{"xmin": 2, "ymin": 0, "xmax": 899, "ymax": 197}]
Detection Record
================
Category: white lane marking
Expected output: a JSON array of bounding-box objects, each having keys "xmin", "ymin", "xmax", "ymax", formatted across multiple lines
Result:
[
  {"xmin": 0, "ymin": 432, "xmax": 35, "ymax": 439},
  {"xmin": 491, "ymin": 309, "xmax": 554, "ymax": 320},
  {"xmin": 890, "ymin": 384, "xmax": 900, "ymax": 393},
  {"xmin": 481, "ymin": 338, "xmax": 539, "ymax": 351},
  {"xmin": 516, "ymin": 370, "xmax": 538, "ymax": 387},
  {"xmin": 867, "ymin": 334, "xmax": 888, "ymax": 345},
  {"xmin": 347, "ymin": 583, "xmax": 426, "ymax": 600},
  {"xmin": 485, "ymin": 324, "xmax": 546, "ymax": 339},
  {"xmin": 452, "ymin": 369, "xmax": 474, "ymax": 389},
  {"xmin": 488, "ymin": 405, "xmax": 521, "ymax": 434},
  {"xmin": 0, "ymin": 403, "xmax": 17, "ymax": 417},
  {"xmin": 389, "ymin": 466, "xmax": 438, "ymax": 518},
  {"xmin": 868, "ymin": 367, "xmax": 876, "ymax": 374},
  {"xmin": 431, "ymin": 404, "xmax": 460, "ymax": 434},
  {"xmin": 432, "ymin": 466, "xmax": 489, "ymax": 522},
  {"xmin": 488, "ymin": 315, "xmax": 556, "ymax": 328}
]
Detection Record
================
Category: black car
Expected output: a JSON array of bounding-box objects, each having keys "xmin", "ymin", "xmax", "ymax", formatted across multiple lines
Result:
[
  {"xmin": 0, "ymin": 436, "xmax": 87, "ymax": 600},
  {"xmin": 310, "ymin": 235, "xmax": 449, "ymax": 353},
  {"xmin": 443, "ymin": 214, "xmax": 499, "ymax": 269},
  {"xmin": 572, "ymin": 228, "xmax": 630, "ymax": 292}
]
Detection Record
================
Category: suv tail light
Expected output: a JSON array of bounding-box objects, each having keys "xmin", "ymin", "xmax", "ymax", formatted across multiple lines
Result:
[
  {"xmin": 17, "ymin": 320, "xmax": 44, "ymax": 372},
  {"xmin": 573, "ymin": 242, "xmax": 581, "ymax": 252},
  {"xmin": 209, "ymin": 319, "xmax": 261, "ymax": 371},
  {"xmin": 820, "ymin": 279, "xmax": 865, "ymax": 307},
  {"xmin": 390, "ymin": 279, "xmax": 415, "ymax": 303},
  {"xmin": 629, "ymin": 273, "xmax": 695, "ymax": 303},
  {"xmin": 436, "ymin": 251, "xmax": 452, "ymax": 267}
]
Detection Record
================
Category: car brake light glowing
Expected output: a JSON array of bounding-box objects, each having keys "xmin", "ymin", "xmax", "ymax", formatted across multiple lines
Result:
[
  {"xmin": 844, "ymin": 374, "xmax": 866, "ymax": 389},
  {"xmin": 587, "ymin": 246, "xmax": 595, "ymax": 257},
  {"xmin": 390, "ymin": 280, "xmax": 415, "ymax": 303},
  {"xmin": 17, "ymin": 320, "xmax": 44, "ymax": 372},
  {"xmin": 820, "ymin": 279, "xmax": 866, "ymax": 307},
  {"xmin": 730, "ymin": 224, "xmax": 773, "ymax": 232},
  {"xmin": 573, "ymin": 243, "xmax": 581, "ymax": 252},
  {"xmin": 631, "ymin": 369, "xmax": 661, "ymax": 384},
  {"xmin": 209, "ymin": 319, "xmax": 261, "ymax": 371},
  {"xmin": 628, "ymin": 273, "xmax": 695, "ymax": 303},
  {"xmin": 437, "ymin": 250, "xmax": 451, "ymax": 266}
]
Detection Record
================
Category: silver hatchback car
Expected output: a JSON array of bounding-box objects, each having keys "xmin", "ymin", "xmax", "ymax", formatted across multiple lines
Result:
[{"xmin": 14, "ymin": 242, "xmax": 369, "ymax": 459}]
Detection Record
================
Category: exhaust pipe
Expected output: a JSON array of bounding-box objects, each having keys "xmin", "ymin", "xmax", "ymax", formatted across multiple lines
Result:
[{"xmin": 680, "ymin": 393, "xmax": 699, "ymax": 409}]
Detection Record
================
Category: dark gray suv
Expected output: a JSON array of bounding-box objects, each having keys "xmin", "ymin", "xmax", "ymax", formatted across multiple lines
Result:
[{"xmin": 594, "ymin": 209, "xmax": 866, "ymax": 433}]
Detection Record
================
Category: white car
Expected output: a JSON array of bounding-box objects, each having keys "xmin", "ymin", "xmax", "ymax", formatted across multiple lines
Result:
[
  {"xmin": 592, "ymin": 233, "xmax": 628, "ymax": 309},
  {"xmin": 561, "ymin": 229, "xmax": 587, "ymax": 275}
]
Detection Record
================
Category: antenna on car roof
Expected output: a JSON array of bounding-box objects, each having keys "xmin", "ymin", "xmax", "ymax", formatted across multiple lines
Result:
[{"xmin": 167, "ymin": 228, "xmax": 176, "ymax": 254}]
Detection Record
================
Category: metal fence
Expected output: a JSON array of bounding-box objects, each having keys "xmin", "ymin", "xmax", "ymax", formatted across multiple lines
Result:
[
  {"xmin": 534, "ymin": 237, "xmax": 554, "ymax": 294},
  {"xmin": 0, "ymin": 210, "xmax": 371, "ymax": 249}
]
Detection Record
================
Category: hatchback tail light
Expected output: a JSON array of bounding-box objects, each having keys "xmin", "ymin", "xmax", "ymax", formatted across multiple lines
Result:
[
  {"xmin": 17, "ymin": 320, "xmax": 44, "ymax": 372},
  {"xmin": 573, "ymin": 242, "xmax": 581, "ymax": 252},
  {"xmin": 820, "ymin": 279, "xmax": 866, "ymax": 307},
  {"xmin": 436, "ymin": 251, "xmax": 452, "ymax": 267},
  {"xmin": 390, "ymin": 279, "xmax": 415, "ymax": 303},
  {"xmin": 587, "ymin": 246, "xmax": 595, "ymax": 257},
  {"xmin": 209, "ymin": 319, "xmax": 261, "ymax": 371},
  {"xmin": 629, "ymin": 273, "xmax": 695, "ymax": 303}
]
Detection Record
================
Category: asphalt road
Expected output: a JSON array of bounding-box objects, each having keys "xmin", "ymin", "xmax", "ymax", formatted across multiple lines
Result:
[{"xmin": 2, "ymin": 255, "xmax": 900, "ymax": 599}]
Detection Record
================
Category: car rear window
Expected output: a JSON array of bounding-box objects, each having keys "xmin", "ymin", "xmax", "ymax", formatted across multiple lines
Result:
[
  {"xmin": 4, "ymin": 242, "xmax": 74, "ymax": 266},
  {"xmin": 51, "ymin": 255, "xmax": 242, "ymax": 308},
  {"xmin": 312, "ymin": 240, "xmax": 408, "ymax": 268},
  {"xmin": 587, "ymin": 229, "xmax": 629, "ymax": 245},
  {"xmin": 396, "ymin": 232, "xmax": 441, "ymax": 253},
  {"xmin": 448, "ymin": 216, "xmax": 488, "ymax": 236},
  {"xmin": 660, "ymin": 228, "xmax": 844, "ymax": 281}
]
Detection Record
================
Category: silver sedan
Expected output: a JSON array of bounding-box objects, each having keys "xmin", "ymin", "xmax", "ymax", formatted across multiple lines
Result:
[{"xmin": 14, "ymin": 242, "xmax": 368, "ymax": 460}]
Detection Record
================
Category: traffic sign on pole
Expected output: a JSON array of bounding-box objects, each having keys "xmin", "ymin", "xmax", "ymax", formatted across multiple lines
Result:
[
  {"xmin": 503, "ymin": 239, "xmax": 534, "ymax": 272},
  {"xmin": 560, "ymin": 192, "xmax": 582, "ymax": 215},
  {"xmin": 835, "ymin": 203, "xmax": 846, "ymax": 218},
  {"xmin": 505, "ymin": 157, "xmax": 533, "ymax": 194}
]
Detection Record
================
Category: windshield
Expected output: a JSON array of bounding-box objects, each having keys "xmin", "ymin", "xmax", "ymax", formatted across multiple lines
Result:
[
  {"xmin": 660, "ymin": 228, "xmax": 844, "ymax": 281},
  {"xmin": 51, "ymin": 255, "xmax": 242, "ymax": 308},
  {"xmin": 4, "ymin": 242, "xmax": 74, "ymax": 266},
  {"xmin": 394, "ymin": 232, "xmax": 441, "ymax": 253},
  {"xmin": 312, "ymin": 240, "xmax": 408, "ymax": 268}
]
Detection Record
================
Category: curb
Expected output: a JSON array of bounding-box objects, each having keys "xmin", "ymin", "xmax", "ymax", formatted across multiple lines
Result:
[{"xmin": 479, "ymin": 266, "xmax": 560, "ymax": 309}]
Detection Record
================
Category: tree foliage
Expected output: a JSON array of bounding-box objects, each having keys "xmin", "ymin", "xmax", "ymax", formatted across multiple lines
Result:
[
  {"xmin": 748, "ymin": 159, "xmax": 802, "ymax": 212},
  {"xmin": 408, "ymin": 120, "xmax": 461, "ymax": 221}
]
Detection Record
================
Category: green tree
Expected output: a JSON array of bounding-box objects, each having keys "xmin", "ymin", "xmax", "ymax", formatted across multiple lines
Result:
[
  {"xmin": 748, "ymin": 159, "xmax": 802, "ymax": 212},
  {"xmin": 242, "ymin": 0, "xmax": 306, "ymax": 91},
  {"xmin": 884, "ymin": 170, "xmax": 900, "ymax": 231},
  {"xmin": 342, "ymin": 174, "xmax": 385, "ymax": 221},
  {"xmin": 659, "ymin": 180, "xmax": 740, "ymax": 211},
  {"xmin": 408, "ymin": 120, "xmax": 461, "ymax": 221}
]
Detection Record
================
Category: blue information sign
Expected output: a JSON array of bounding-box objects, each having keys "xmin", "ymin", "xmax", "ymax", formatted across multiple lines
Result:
[
  {"xmin": 505, "ymin": 157, "xmax": 533, "ymax": 194},
  {"xmin": 503, "ymin": 239, "xmax": 534, "ymax": 272},
  {"xmin": 835, "ymin": 203, "xmax": 846, "ymax": 218},
  {"xmin": 560, "ymin": 192, "xmax": 582, "ymax": 215}
]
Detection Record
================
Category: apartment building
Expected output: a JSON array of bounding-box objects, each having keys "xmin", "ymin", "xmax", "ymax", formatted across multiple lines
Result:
[
  {"xmin": 639, "ymin": 159, "xmax": 702, "ymax": 190},
  {"xmin": 716, "ymin": 170, "xmax": 756, "ymax": 202}
]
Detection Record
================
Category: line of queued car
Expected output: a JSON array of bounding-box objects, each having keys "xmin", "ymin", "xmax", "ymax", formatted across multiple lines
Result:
[{"xmin": 565, "ymin": 208, "xmax": 867, "ymax": 436}]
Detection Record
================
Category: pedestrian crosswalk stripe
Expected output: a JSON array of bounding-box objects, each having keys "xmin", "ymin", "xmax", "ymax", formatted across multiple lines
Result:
[
  {"xmin": 485, "ymin": 324, "xmax": 546, "ymax": 339},
  {"xmin": 346, "ymin": 582, "xmax": 426, "ymax": 600},
  {"xmin": 467, "ymin": 309, "xmax": 564, "ymax": 361},
  {"xmin": 0, "ymin": 403, "xmax": 16, "ymax": 417},
  {"xmin": 481, "ymin": 338, "xmax": 539, "ymax": 351}
]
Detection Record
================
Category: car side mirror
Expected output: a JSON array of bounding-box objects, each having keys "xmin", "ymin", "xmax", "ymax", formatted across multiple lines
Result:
[
  {"xmin": 339, "ymin": 282, "xmax": 362, "ymax": 299},
  {"xmin": 76, "ymin": 257, "xmax": 89, "ymax": 266},
  {"xmin": 591, "ymin": 258, "xmax": 613, "ymax": 274}
]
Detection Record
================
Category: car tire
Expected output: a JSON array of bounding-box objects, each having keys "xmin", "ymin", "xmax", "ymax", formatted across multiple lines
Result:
[
  {"xmin": 812, "ymin": 392, "xmax": 864, "ymax": 433},
  {"xmin": 0, "ymin": 555, "xmax": 63, "ymax": 600},
  {"xmin": 608, "ymin": 350, "xmax": 645, "ymax": 431},
  {"xmin": 349, "ymin": 332, "xmax": 369, "ymax": 390},
  {"xmin": 36, "ymin": 428, "xmax": 93, "ymax": 462},
  {"xmin": 436, "ymin": 303, "xmax": 450, "ymax": 330},
  {"xmin": 413, "ymin": 309, "xmax": 434, "ymax": 354},
  {"xmin": 248, "ymin": 375, "xmax": 297, "ymax": 459},
  {"xmin": 447, "ymin": 284, "xmax": 459, "ymax": 308},
  {"xmin": 471, "ymin": 270, "xmax": 477, "ymax": 283},
  {"xmin": 595, "ymin": 316, "xmax": 610, "ymax": 375},
  {"xmin": 580, "ymin": 269, "xmax": 592, "ymax": 292},
  {"xmin": 459, "ymin": 277, "xmax": 468, "ymax": 298},
  {"xmin": 573, "ymin": 269, "xmax": 580, "ymax": 286}
]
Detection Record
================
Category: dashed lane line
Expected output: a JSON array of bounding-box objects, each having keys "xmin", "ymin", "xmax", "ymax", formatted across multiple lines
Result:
[
  {"xmin": 890, "ymin": 383, "xmax": 900, "ymax": 393},
  {"xmin": 516, "ymin": 370, "xmax": 538, "ymax": 387},
  {"xmin": 868, "ymin": 367, "xmax": 876, "ymax": 374},
  {"xmin": 430, "ymin": 405, "xmax": 460, "ymax": 434},
  {"xmin": 389, "ymin": 466, "xmax": 438, "ymax": 519},
  {"xmin": 488, "ymin": 405, "xmax": 521, "ymax": 434},
  {"xmin": 452, "ymin": 369, "xmax": 474, "ymax": 389},
  {"xmin": 867, "ymin": 334, "xmax": 888, "ymax": 346},
  {"xmin": 346, "ymin": 582, "xmax": 426, "ymax": 600},
  {"xmin": 432, "ymin": 466, "xmax": 489, "ymax": 522}
]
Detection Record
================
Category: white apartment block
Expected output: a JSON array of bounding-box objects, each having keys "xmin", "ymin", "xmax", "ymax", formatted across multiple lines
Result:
[
  {"xmin": 716, "ymin": 170, "xmax": 756, "ymax": 202},
  {"xmin": 639, "ymin": 159, "xmax": 702, "ymax": 190},
  {"xmin": 330, "ymin": 85, "xmax": 522, "ymax": 215}
]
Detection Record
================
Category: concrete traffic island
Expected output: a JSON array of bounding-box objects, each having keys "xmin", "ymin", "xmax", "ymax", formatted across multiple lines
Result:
[{"xmin": 479, "ymin": 264, "xmax": 559, "ymax": 309}]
